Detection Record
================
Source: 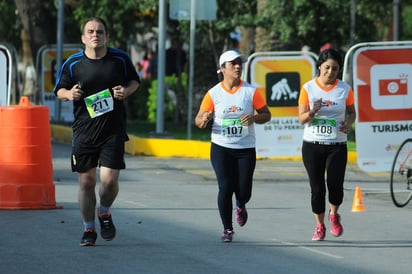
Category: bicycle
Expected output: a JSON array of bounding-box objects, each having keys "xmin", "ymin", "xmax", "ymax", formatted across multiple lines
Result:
[{"xmin": 390, "ymin": 138, "xmax": 412, "ymax": 207}]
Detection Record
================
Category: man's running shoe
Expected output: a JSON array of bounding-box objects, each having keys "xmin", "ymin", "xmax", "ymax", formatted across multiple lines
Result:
[
  {"xmin": 98, "ymin": 210, "xmax": 116, "ymax": 241},
  {"xmin": 329, "ymin": 213, "xmax": 343, "ymax": 237},
  {"xmin": 80, "ymin": 229, "xmax": 97, "ymax": 246},
  {"xmin": 236, "ymin": 207, "xmax": 248, "ymax": 227},
  {"xmin": 221, "ymin": 229, "xmax": 234, "ymax": 242},
  {"xmin": 312, "ymin": 224, "xmax": 326, "ymax": 241}
]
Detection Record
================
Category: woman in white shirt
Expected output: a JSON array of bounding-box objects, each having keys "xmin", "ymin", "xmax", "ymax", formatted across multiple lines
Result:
[
  {"xmin": 298, "ymin": 48, "xmax": 356, "ymax": 241},
  {"xmin": 195, "ymin": 50, "xmax": 271, "ymax": 242}
]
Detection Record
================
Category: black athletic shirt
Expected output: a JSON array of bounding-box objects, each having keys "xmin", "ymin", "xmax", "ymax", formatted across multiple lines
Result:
[{"xmin": 53, "ymin": 48, "xmax": 140, "ymax": 144}]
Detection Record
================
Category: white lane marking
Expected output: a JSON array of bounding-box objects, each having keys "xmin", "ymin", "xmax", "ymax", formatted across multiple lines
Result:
[
  {"xmin": 123, "ymin": 200, "xmax": 148, "ymax": 207},
  {"xmin": 271, "ymin": 238, "xmax": 344, "ymax": 259}
]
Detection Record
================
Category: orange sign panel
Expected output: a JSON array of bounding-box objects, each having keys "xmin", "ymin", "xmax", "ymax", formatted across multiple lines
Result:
[{"xmin": 355, "ymin": 48, "xmax": 412, "ymax": 122}]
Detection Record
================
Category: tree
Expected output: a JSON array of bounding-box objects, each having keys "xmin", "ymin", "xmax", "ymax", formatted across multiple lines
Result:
[
  {"xmin": 253, "ymin": 0, "xmax": 411, "ymax": 52},
  {"xmin": 2, "ymin": 0, "xmax": 412, "ymax": 115},
  {"xmin": 0, "ymin": 0, "xmax": 21, "ymax": 49},
  {"xmin": 68, "ymin": 0, "xmax": 156, "ymax": 50},
  {"xmin": 14, "ymin": 0, "xmax": 57, "ymax": 64},
  {"xmin": 6, "ymin": 0, "xmax": 159, "ymax": 104},
  {"xmin": 255, "ymin": 0, "xmax": 275, "ymax": 51},
  {"xmin": 4, "ymin": 0, "xmax": 412, "ymax": 67}
]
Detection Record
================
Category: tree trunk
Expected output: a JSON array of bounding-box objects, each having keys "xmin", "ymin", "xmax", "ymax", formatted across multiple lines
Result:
[
  {"xmin": 255, "ymin": 0, "xmax": 271, "ymax": 51},
  {"xmin": 20, "ymin": 29, "xmax": 36, "ymax": 97},
  {"xmin": 239, "ymin": 27, "xmax": 255, "ymax": 55},
  {"xmin": 14, "ymin": 0, "xmax": 57, "ymax": 103},
  {"xmin": 255, "ymin": 0, "xmax": 284, "ymax": 51},
  {"xmin": 14, "ymin": 0, "xmax": 56, "ymax": 64}
]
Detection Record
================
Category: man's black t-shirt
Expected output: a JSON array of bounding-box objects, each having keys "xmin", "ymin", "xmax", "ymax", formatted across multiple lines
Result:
[{"xmin": 54, "ymin": 48, "xmax": 140, "ymax": 144}]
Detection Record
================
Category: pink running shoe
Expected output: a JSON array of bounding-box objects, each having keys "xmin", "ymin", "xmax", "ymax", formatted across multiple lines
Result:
[
  {"xmin": 329, "ymin": 213, "xmax": 343, "ymax": 237},
  {"xmin": 312, "ymin": 224, "xmax": 326, "ymax": 241},
  {"xmin": 221, "ymin": 229, "xmax": 234, "ymax": 242},
  {"xmin": 236, "ymin": 207, "xmax": 248, "ymax": 227}
]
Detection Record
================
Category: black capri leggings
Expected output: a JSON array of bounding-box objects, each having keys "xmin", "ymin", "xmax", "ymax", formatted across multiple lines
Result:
[
  {"xmin": 302, "ymin": 141, "xmax": 347, "ymax": 214},
  {"xmin": 210, "ymin": 143, "xmax": 256, "ymax": 230}
]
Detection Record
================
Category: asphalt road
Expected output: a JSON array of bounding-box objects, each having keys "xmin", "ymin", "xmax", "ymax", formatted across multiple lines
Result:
[{"xmin": 1, "ymin": 142, "xmax": 411, "ymax": 274}]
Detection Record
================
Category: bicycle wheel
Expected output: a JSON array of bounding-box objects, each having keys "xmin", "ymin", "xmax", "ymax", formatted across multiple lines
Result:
[{"xmin": 390, "ymin": 138, "xmax": 412, "ymax": 207}]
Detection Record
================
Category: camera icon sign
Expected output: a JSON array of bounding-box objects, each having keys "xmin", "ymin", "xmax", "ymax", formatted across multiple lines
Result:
[
  {"xmin": 386, "ymin": 81, "xmax": 400, "ymax": 93},
  {"xmin": 370, "ymin": 64, "xmax": 412, "ymax": 110}
]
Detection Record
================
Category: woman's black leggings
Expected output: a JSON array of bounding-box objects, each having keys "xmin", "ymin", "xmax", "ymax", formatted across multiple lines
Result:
[
  {"xmin": 210, "ymin": 143, "xmax": 256, "ymax": 230},
  {"xmin": 302, "ymin": 141, "xmax": 347, "ymax": 214}
]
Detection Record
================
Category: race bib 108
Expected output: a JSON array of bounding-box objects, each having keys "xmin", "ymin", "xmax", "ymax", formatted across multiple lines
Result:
[{"xmin": 310, "ymin": 117, "xmax": 337, "ymax": 139}]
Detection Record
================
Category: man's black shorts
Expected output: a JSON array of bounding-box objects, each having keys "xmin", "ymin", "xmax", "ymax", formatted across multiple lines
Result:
[{"xmin": 71, "ymin": 134, "xmax": 126, "ymax": 172}]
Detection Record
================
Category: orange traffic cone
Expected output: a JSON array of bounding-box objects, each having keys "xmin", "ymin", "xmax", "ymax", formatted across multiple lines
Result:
[
  {"xmin": 0, "ymin": 96, "xmax": 62, "ymax": 209},
  {"xmin": 352, "ymin": 186, "xmax": 365, "ymax": 212}
]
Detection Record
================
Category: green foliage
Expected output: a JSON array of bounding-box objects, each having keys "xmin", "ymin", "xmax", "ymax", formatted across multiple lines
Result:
[
  {"xmin": 174, "ymin": 0, "xmax": 408, "ymax": 57},
  {"xmin": 402, "ymin": 5, "xmax": 412, "ymax": 39},
  {"xmin": 3, "ymin": 0, "xmax": 412, "ymax": 118},
  {"xmin": 0, "ymin": 0, "xmax": 22, "ymax": 51},
  {"xmin": 127, "ymin": 119, "xmax": 211, "ymax": 141},
  {"xmin": 243, "ymin": 0, "xmax": 410, "ymax": 51},
  {"xmin": 71, "ymin": 0, "xmax": 137, "ymax": 49},
  {"xmin": 255, "ymin": 0, "xmax": 352, "ymax": 50},
  {"xmin": 3, "ymin": 0, "xmax": 412, "ymax": 57},
  {"xmin": 69, "ymin": 0, "xmax": 158, "ymax": 50},
  {"xmin": 176, "ymin": 0, "xmax": 258, "ymax": 57},
  {"xmin": 147, "ymin": 73, "xmax": 188, "ymax": 123},
  {"xmin": 125, "ymin": 78, "xmax": 151, "ymax": 120}
]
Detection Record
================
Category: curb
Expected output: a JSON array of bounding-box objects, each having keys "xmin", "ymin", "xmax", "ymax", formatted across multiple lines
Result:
[{"xmin": 50, "ymin": 124, "xmax": 357, "ymax": 162}]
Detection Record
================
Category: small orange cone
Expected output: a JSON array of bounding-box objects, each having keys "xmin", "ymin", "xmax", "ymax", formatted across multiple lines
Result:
[{"xmin": 352, "ymin": 186, "xmax": 365, "ymax": 212}]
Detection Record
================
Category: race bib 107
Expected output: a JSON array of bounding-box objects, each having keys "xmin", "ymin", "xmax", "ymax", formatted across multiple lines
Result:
[{"xmin": 220, "ymin": 118, "xmax": 249, "ymax": 143}]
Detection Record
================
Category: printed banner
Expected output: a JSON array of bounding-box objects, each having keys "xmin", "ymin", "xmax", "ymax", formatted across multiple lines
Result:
[
  {"xmin": 353, "ymin": 45, "xmax": 412, "ymax": 172},
  {"xmin": 41, "ymin": 46, "xmax": 82, "ymax": 122},
  {"xmin": 247, "ymin": 53, "xmax": 317, "ymax": 157}
]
